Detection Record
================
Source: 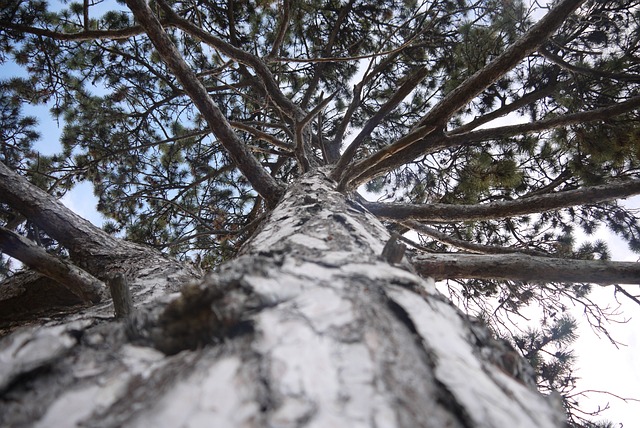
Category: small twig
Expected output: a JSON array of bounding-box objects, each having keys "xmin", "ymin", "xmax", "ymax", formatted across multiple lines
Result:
[{"xmin": 614, "ymin": 284, "xmax": 640, "ymax": 306}]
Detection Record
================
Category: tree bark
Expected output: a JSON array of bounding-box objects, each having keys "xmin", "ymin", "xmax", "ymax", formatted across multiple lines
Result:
[
  {"xmin": 0, "ymin": 162, "xmax": 142, "ymax": 266},
  {"xmin": 364, "ymin": 178, "xmax": 640, "ymax": 222},
  {"xmin": 0, "ymin": 170, "xmax": 565, "ymax": 427},
  {"xmin": 413, "ymin": 253, "xmax": 640, "ymax": 285},
  {"xmin": 0, "ymin": 226, "xmax": 106, "ymax": 303}
]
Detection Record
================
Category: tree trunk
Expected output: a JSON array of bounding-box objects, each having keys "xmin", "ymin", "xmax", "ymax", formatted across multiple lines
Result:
[{"xmin": 0, "ymin": 170, "xmax": 565, "ymax": 427}]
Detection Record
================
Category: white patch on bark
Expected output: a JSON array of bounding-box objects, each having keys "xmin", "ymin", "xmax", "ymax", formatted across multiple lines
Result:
[
  {"xmin": 35, "ymin": 374, "xmax": 131, "ymax": 428},
  {"xmin": 387, "ymin": 285, "xmax": 565, "ymax": 428},
  {"xmin": 0, "ymin": 320, "xmax": 91, "ymax": 391}
]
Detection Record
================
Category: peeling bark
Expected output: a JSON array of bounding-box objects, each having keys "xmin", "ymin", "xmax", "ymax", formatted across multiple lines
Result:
[{"xmin": 0, "ymin": 171, "xmax": 565, "ymax": 427}]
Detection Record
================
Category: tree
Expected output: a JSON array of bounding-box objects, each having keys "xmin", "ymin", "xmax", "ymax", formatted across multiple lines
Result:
[{"xmin": 0, "ymin": 0, "xmax": 639, "ymax": 426}]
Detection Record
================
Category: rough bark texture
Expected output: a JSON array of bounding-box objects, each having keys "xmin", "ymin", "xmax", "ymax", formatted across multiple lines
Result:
[
  {"xmin": 0, "ymin": 226, "xmax": 107, "ymax": 303},
  {"xmin": 413, "ymin": 253, "xmax": 640, "ymax": 285},
  {"xmin": 0, "ymin": 162, "xmax": 144, "ymax": 267},
  {"xmin": 0, "ymin": 171, "xmax": 565, "ymax": 427}
]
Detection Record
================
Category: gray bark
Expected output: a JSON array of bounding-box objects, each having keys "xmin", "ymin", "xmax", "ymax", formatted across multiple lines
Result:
[
  {"xmin": 364, "ymin": 178, "xmax": 640, "ymax": 222},
  {"xmin": 0, "ymin": 162, "xmax": 144, "ymax": 267},
  {"xmin": 413, "ymin": 253, "xmax": 640, "ymax": 285},
  {"xmin": 0, "ymin": 170, "xmax": 565, "ymax": 427},
  {"xmin": 0, "ymin": 226, "xmax": 107, "ymax": 303}
]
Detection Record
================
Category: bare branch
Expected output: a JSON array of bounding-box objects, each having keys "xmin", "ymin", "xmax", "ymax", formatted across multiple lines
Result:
[
  {"xmin": 413, "ymin": 253, "xmax": 640, "ymax": 285},
  {"xmin": 614, "ymin": 284, "xmax": 640, "ymax": 306},
  {"xmin": 125, "ymin": 0, "xmax": 284, "ymax": 207},
  {"xmin": 267, "ymin": 0, "xmax": 291, "ymax": 58},
  {"xmin": 83, "ymin": 0, "xmax": 89, "ymax": 31},
  {"xmin": 402, "ymin": 220, "xmax": 550, "ymax": 257},
  {"xmin": 364, "ymin": 178, "xmax": 640, "ymax": 222}
]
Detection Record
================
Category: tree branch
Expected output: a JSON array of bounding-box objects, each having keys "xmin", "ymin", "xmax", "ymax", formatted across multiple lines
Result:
[
  {"xmin": 364, "ymin": 178, "xmax": 640, "ymax": 222},
  {"xmin": 0, "ymin": 161, "xmax": 130, "ymax": 260},
  {"xmin": 402, "ymin": 220, "xmax": 549, "ymax": 257},
  {"xmin": 266, "ymin": 0, "xmax": 291, "ymax": 58},
  {"xmin": 614, "ymin": 284, "xmax": 640, "ymax": 306},
  {"xmin": 539, "ymin": 47, "xmax": 640, "ymax": 83},
  {"xmin": 338, "ymin": 0, "xmax": 586, "ymax": 189},
  {"xmin": 331, "ymin": 66, "xmax": 431, "ymax": 180},
  {"xmin": 156, "ymin": 0, "xmax": 303, "ymax": 121},
  {"xmin": 300, "ymin": 0, "xmax": 355, "ymax": 109},
  {"xmin": 446, "ymin": 95, "xmax": 640, "ymax": 147},
  {"xmin": 0, "ymin": 21, "xmax": 158, "ymax": 41},
  {"xmin": 125, "ymin": 0, "xmax": 284, "ymax": 207},
  {"xmin": 450, "ymin": 83, "xmax": 559, "ymax": 135},
  {"xmin": 0, "ymin": 226, "xmax": 106, "ymax": 303},
  {"xmin": 230, "ymin": 121, "xmax": 292, "ymax": 150},
  {"xmin": 413, "ymin": 253, "xmax": 640, "ymax": 285},
  {"xmin": 347, "ymin": 95, "xmax": 640, "ymax": 189}
]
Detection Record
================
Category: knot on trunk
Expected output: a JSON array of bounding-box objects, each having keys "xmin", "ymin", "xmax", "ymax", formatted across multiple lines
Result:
[{"xmin": 127, "ymin": 278, "xmax": 262, "ymax": 355}]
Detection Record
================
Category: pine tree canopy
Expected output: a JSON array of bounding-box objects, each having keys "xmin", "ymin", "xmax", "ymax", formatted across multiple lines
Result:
[{"xmin": 1, "ymin": 0, "xmax": 640, "ymax": 425}]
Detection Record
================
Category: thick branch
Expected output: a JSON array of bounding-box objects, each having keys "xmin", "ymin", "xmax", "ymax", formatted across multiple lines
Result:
[
  {"xmin": 348, "ymin": 96, "xmax": 640, "ymax": 189},
  {"xmin": 413, "ymin": 253, "xmax": 640, "ymax": 285},
  {"xmin": 0, "ymin": 226, "xmax": 106, "ymax": 303},
  {"xmin": 414, "ymin": 0, "xmax": 584, "ymax": 129},
  {"xmin": 157, "ymin": 0, "xmax": 303, "ymax": 121},
  {"xmin": 365, "ymin": 178, "xmax": 640, "ymax": 222},
  {"xmin": 0, "ymin": 162, "xmax": 127, "ymax": 260},
  {"xmin": 338, "ymin": 0, "xmax": 585, "ymax": 189},
  {"xmin": 125, "ymin": 0, "xmax": 284, "ymax": 207}
]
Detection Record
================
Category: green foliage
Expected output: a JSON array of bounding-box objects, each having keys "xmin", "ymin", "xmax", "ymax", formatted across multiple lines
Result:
[{"xmin": 0, "ymin": 87, "xmax": 39, "ymax": 170}]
